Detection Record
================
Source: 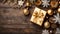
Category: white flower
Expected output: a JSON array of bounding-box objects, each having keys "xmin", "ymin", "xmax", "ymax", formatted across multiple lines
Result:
[
  {"xmin": 42, "ymin": 29, "xmax": 49, "ymax": 34},
  {"xmin": 55, "ymin": 28, "xmax": 60, "ymax": 34},
  {"xmin": 18, "ymin": 0, "xmax": 24, "ymax": 7},
  {"xmin": 42, "ymin": 0, "xmax": 50, "ymax": 7},
  {"xmin": 53, "ymin": 13, "xmax": 60, "ymax": 24}
]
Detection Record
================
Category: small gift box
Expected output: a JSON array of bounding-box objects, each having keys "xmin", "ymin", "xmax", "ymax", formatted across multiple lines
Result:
[{"xmin": 30, "ymin": 7, "xmax": 46, "ymax": 26}]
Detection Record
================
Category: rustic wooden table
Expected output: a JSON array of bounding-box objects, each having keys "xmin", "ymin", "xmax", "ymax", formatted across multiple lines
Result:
[
  {"xmin": 0, "ymin": 2, "xmax": 43, "ymax": 34},
  {"xmin": 0, "ymin": 0, "xmax": 60, "ymax": 34}
]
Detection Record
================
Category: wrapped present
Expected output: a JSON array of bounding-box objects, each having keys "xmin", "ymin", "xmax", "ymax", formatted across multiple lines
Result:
[{"xmin": 30, "ymin": 7, "xmax": 46, "ymax": 26}]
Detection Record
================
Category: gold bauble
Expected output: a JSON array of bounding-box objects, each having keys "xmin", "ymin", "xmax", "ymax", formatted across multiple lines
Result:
[
  {"xmin": 26, "ymin": 2, "xmax": 31, "ymax": 6},
  {"xmin": 23, "ymin": 8, "xmax": 29, "ymax": 15},
  {"xmin": 59, "ymin": 1, "xmax": 60, "ymax": 4},
  {"xmin": 34, "ymin": 0, "xmax": 41, "ymax": 6},
  {"xmin": 50, "ymin": 1, "xmax": 58, "ymax": 8},
  {"xmin": 51, "ymin": 24, "xmax": 57, "ymax": 29},
  {"xmin": 58, "ymin": 8, "xmax": 60, "ymax": 13},
  {"xmin": 44, "ymin": 21, "xmax": 50, "ymax": 28},
  {"xmin": 47, "ymin": 9, "xmax": 53, "ymax": 15}
]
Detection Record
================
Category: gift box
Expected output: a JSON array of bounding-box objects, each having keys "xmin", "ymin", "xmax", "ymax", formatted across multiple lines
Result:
[{"xmin": 30, "ymin": 7, "xmax": 46, "ymax": 26}]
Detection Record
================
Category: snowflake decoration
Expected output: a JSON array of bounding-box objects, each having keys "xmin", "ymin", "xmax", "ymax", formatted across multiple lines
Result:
[
  {"xmin": 42, "ymin": 29, "xmax": 49, "ymax": 34},
  {"xmin": 53, "ymin": 13, "xmax": 60, "ymax": 24},
  {"xmin": 42, "ymin": 0, "xmax": 50, "ymax": 7},
  {"xmin": 18, "ymin": 0, "xmax": 24, "ymax": 7},
  {"xmin": 55, "ymin": 28, "xmax": 60, "ymax": 34}
]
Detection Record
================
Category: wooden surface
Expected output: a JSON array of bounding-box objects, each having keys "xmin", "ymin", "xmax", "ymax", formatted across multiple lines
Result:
[
  {"xmin": 0, "ymin": 1, "xmax": 43, "ymax": 34},
  {"xmin": 0, "ymin": 0, "xmax": 59, "ymax": 34}
]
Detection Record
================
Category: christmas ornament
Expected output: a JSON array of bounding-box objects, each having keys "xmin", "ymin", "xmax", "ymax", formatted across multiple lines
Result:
[
  {"xmin": 53, "ymin": 13, "xmax": 60, "ymax": 24},
  {"xmin": 50, "ymin": 1, "xmax": 58, "ymax": 8},
  {"xmin": 47, "ymin": 9, "xmax": 53, "ymax": 15},
  {"xmin": 24, "ymin": 0, "xmax": 31, "ymax": 7},
  {"xmin": 42, "ymin": 0, "xmax": 50, "ymax": 7},
  {"xmin": 23, "ymin": 8, "xmax": 29, "ymax": 15},
  {"xmin": 44, "ymin": 21, "xmax": 50, "ymax": 28},
  {"xmin": 42, "ymin": 29, "xmax": 49, "ymax": 34},
  {"xmin": 51, "ymin": 24, "xmax": 57, "ymax": 29},
  {"xmin": 49, "ymin": 17, "xmax": 55, "ymax": 23},
  {"xmin": 34, "ymin": 0, "xmax": 42, "ymax": 6},
  {"xmin": 25, "ymin": 2, "xmax": 30, "ymax": 6},
  {"xmin": 58, "ymin": 8, "xmax": 60, "ymax": 13},
  {"xmin": 30, "ymin": 7, "xmax": 46, "ymax": 26},
  {"xmin": 18, "ymin": 0, "xmax": 24, "ymax": 7}
]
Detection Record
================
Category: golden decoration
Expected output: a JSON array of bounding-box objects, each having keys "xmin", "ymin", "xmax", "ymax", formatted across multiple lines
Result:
[
  {"xmin": 23, "ymin": 8, "xmax": 29, "ymax": 15},
  {"xmin": 34, "ymin": 0, "xmax": 41, "ymax": 6},
  {"xmin": 59, "ymin": 1, "xmax": 60, "ymax": 4},
  {"xmin": 47, "ymin": 9, "xmax": 53, "ymax": 15},
  {"xmin": 58, "ymin": 8, "xmax": 60, "ymax": 13},
  {"xmin": 30, "ymin": 7, "xmax": 46, "ymax": 26},
  {"xmin": 26, "ymin": 0, "xmax": 31, "ymax": 7},
  {"xmin": 50, "ymin": 1, "xmax": 58, "ymax": 8},
  {"xmin": 44, "ymin": 21, "xmax": 50, "ymax": 28},
  {"xmin": 26, "ymin": 2, "xmax": 30, "ymax": 6}
]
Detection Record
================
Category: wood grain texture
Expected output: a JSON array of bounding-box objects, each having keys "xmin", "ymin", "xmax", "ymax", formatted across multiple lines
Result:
[{"xmin": 0, "ymin": 1, "xmax": 42, "ymax": 34}]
